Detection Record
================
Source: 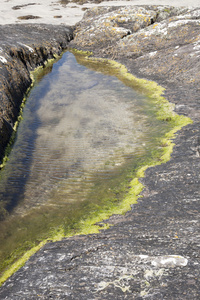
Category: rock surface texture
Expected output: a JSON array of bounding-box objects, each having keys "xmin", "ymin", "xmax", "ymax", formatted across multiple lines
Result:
[{"xmin": 0, "ymin": 5, "xmax": 200, "ymax": 299}]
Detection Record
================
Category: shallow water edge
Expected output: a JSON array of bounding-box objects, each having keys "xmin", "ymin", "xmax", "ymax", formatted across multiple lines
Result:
[{"xmin": 0, "ymin": 50, "xmax": 192, "ymax": 285}]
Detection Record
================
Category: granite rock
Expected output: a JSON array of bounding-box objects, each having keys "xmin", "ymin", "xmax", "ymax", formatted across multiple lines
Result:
[{"xmin": 0, "ymin": 5, "xmax": 200, "ymax": 299}]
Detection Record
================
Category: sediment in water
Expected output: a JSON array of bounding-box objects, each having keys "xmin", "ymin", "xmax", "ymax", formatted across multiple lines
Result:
[{"xmin": 0, "ymin": 49, "xmax": 192, "ymax": 285}]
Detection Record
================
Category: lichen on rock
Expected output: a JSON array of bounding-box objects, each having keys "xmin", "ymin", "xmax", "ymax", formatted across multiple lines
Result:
[{"xmin": 73, "ymin": 6, "xmax": 159, "ymax": 49}]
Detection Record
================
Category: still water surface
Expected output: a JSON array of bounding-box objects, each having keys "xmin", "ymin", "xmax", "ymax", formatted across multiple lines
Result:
[{"xmin": 0, "ymin": 52, "xmax": 171, "ymax": 274}]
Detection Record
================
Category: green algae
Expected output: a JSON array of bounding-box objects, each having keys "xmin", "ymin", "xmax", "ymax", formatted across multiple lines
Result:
[
  {"xmin": 0, "ymin": 96, "xmax": 30, "ymax": 170},
  {"xmin": 72, "ymin": 50, "xmax": 192, "ymax": 165},
  {"xmin": 0, "ymin": 51, "xmax": 192, "ymax": 286}
]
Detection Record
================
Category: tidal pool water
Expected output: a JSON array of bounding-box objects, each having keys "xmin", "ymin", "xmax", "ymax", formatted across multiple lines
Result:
[{"xmin": 0, "ymin": 51, "xmax": 174, "ymax": 275}]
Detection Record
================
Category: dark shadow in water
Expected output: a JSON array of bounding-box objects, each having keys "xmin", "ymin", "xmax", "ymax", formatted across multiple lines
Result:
[
  {"xmin": 0, "ymin": 54, "xmax": 68, "ymax": 215},
  {"xmin": 0, "ymin": 51, "xmax": 177, "ymax": 277}
]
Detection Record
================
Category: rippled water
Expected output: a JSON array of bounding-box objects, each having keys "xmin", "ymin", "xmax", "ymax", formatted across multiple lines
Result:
[
  {"xmin": 0, "ymin": 52, "xmax": 172, "ymax": 274},
  {"xmin": 0, "ymin": 52, "xmax": 149, "ymax": 213}
]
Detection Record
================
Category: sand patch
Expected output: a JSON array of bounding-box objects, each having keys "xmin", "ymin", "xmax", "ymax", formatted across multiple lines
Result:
[{"xmin": 1, "ymin": 0, "xmax": 200, "ymax": 26}]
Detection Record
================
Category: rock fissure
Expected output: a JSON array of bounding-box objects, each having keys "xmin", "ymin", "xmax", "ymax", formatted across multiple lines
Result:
[{"xmin": 0, "ymin": 24, "xmax": 73, "ymax": 165}]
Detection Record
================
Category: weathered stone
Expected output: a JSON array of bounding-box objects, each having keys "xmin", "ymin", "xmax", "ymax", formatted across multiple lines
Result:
[
  {"xmin": 73, "ymin": 6, "xmax": 158, "ymax": 49},
  {"xmin": 0, "ymin": 5, "xmax": 200, "ymax": 299},
  {"xmin": 72, "ymin": 6, "xmax": 193, "ymax": 51},
  {"xmin": 72, "ymin": 5, "xmax": 200, "ymax": 123}
]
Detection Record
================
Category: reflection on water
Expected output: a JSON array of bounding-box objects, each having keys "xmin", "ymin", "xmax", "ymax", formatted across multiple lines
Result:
[
  {"xmin": 0, "ymin": 52, "xmax": 148, "ymax": 214},
  {"xmin": 0, "ymin": 52, "xmax": 171, "ymax": 274}
]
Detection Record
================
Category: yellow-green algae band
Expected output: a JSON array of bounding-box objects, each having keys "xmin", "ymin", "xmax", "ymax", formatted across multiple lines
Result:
[{"xmin": 0, "ymin": 51, "xmax": 192, "ymax": 286}]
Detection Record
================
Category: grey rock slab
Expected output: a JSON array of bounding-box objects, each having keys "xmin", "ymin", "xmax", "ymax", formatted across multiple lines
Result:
[{"xmin": 0, "ymin": 5, "xmax": 200, "ymax": 299}]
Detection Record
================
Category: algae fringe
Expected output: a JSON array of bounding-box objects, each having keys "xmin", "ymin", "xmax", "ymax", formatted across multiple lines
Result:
[
  {"xmin": 0, "ymin": 51, "xmax": 192, "ymax": 286},
  {"xmin": 0, "ymin": 92, "xmax": 31, "ymax": 170},
  {"xmin": 0, "ymin": 54, "xmax": 62, "ymax": 170}
]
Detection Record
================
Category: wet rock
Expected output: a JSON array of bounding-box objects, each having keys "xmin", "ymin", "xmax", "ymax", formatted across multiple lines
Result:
[
  {"xmin": 0, "ymin": 5, "xmax": 200, "ymax": 299},
  {"xmin": 0, "ymin": 24, "xmax": 73, "ymax": 162},
  {"xmin": 0, "ymin": 117, "xmax": 13, "ymax": 160}
]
